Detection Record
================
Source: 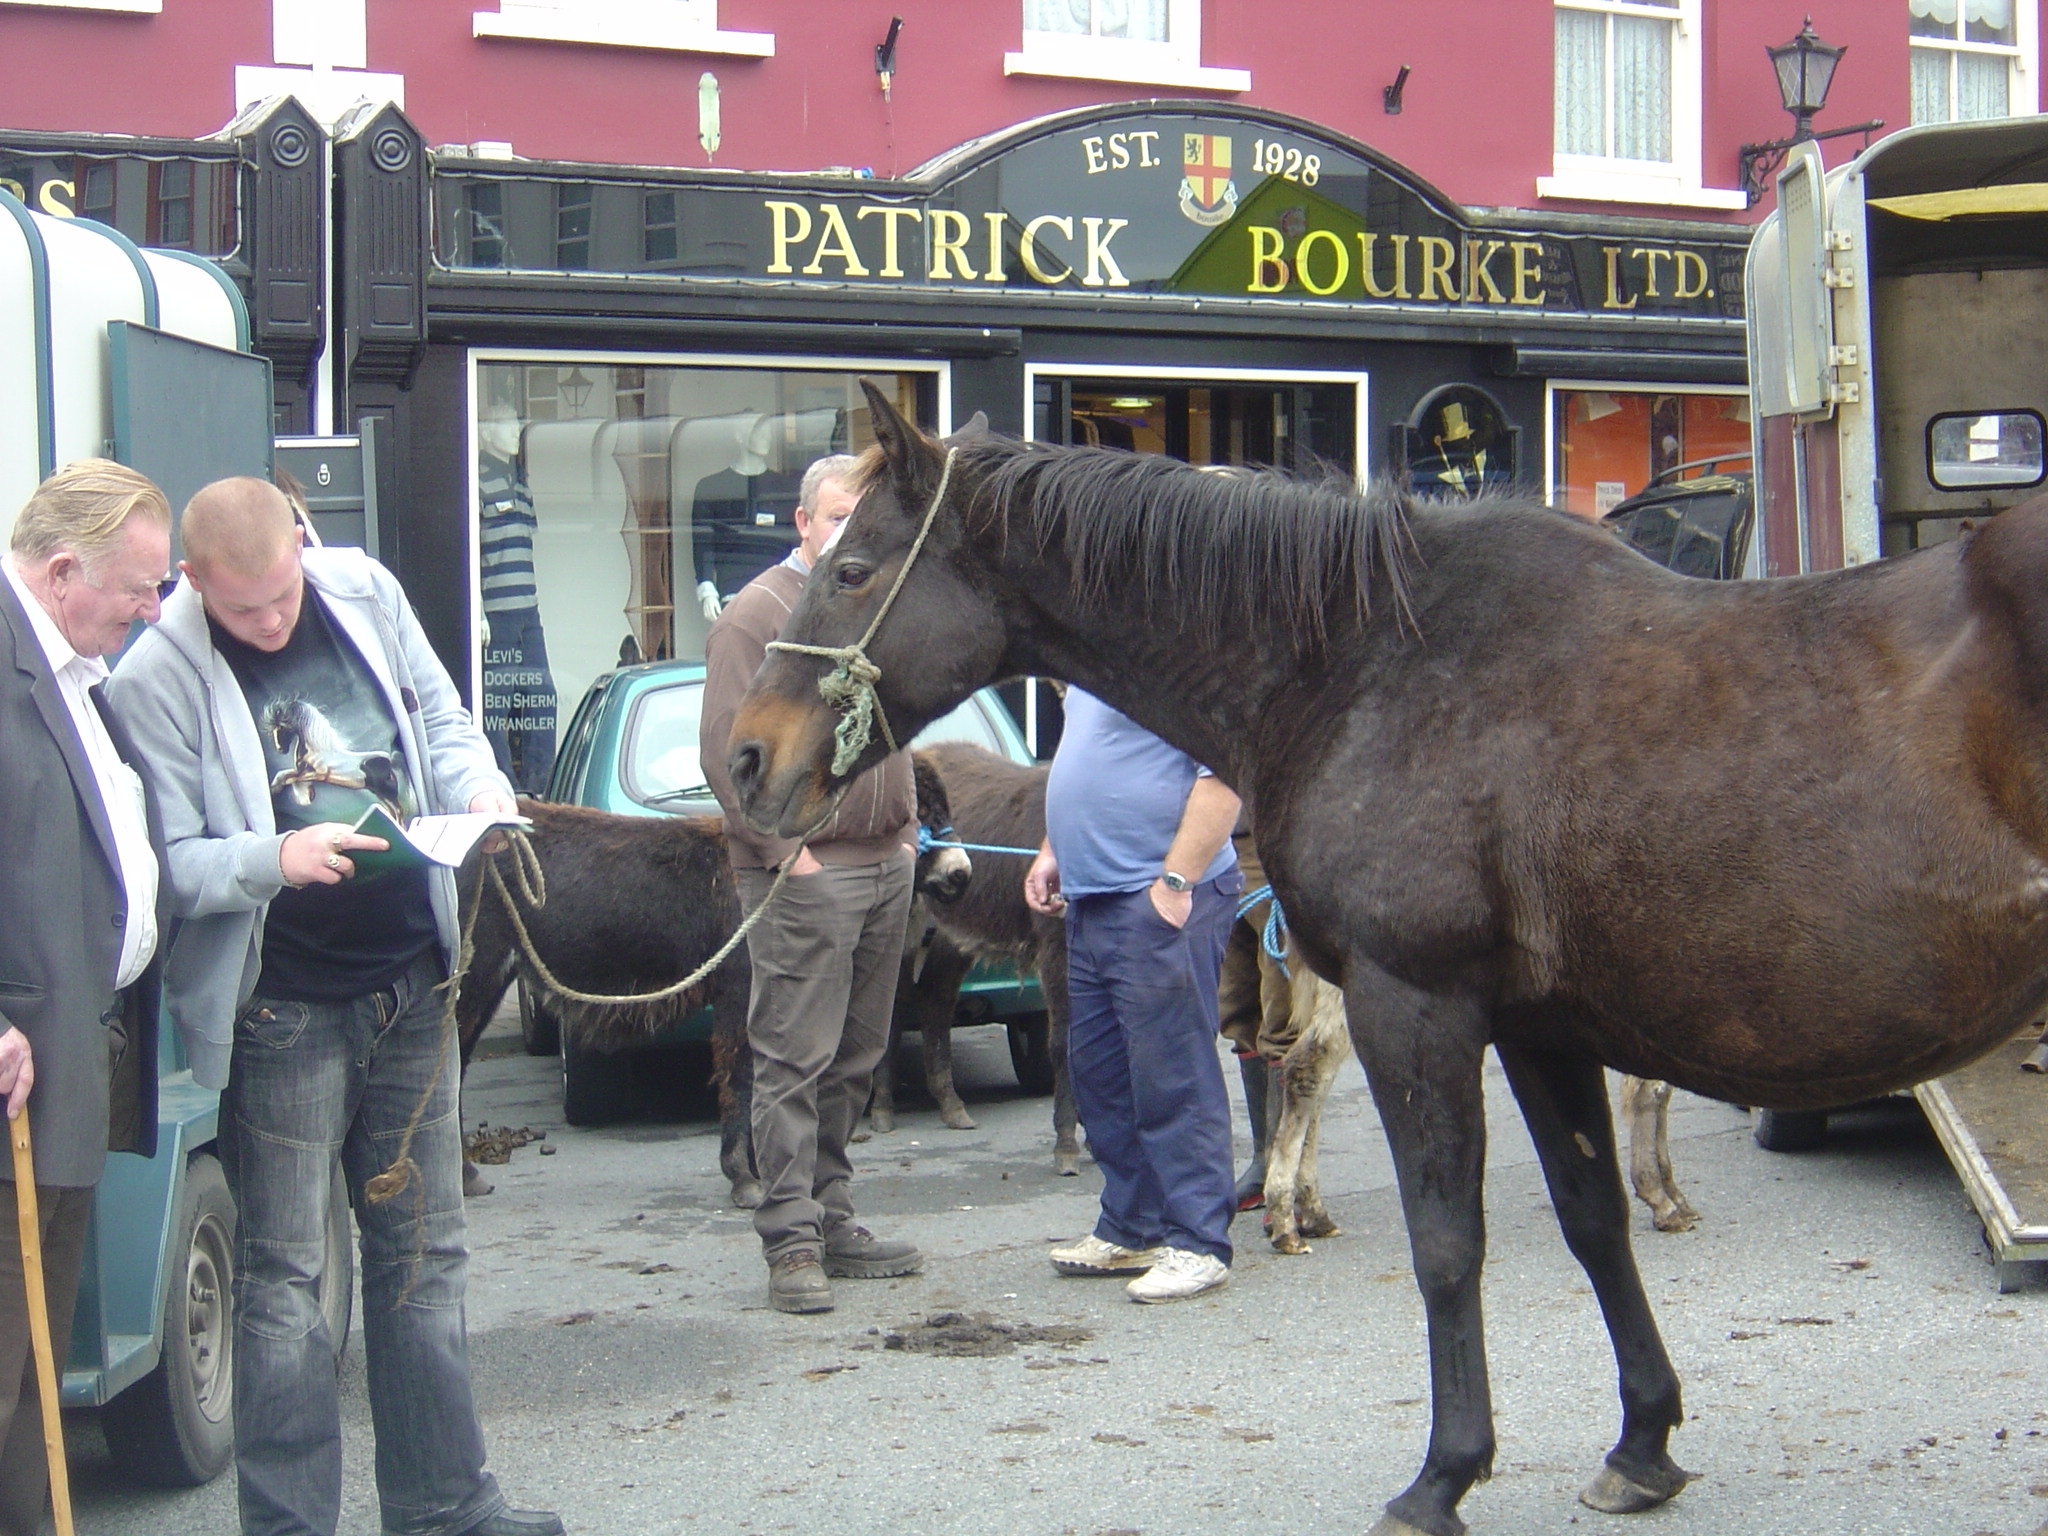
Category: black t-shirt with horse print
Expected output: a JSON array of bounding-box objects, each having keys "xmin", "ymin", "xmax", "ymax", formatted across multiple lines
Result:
[{"xmin": 211, "ymin": 589, "xmax": 438, "ymax": 1002}]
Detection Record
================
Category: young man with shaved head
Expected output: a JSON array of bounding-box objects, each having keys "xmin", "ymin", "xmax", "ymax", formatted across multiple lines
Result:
[{"xmin": 108, "ymin": 478, "xmax": 558, "ymax": 1536}]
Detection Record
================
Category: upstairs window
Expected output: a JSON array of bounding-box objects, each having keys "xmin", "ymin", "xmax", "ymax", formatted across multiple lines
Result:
[
  {"xmin": 1542, "ymin": 0, "xmax": 1743, "ymax": 209},
  {"xmin": 1910, "ymin": 0, "xmax": 2035, "ymax": 122},
  {"xmin": 1007, "ymin": 0, "xmax": 1249, "ymax": 91},
  {"xmin": 474, "ymin": 0, "xmax": 772, "ymax": 57}
]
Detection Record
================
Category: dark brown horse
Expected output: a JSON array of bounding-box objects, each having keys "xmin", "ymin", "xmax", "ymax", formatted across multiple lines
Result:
[{"xmin": 725, "ymin": 385, "xmax": 2048, "ymax": 1536}]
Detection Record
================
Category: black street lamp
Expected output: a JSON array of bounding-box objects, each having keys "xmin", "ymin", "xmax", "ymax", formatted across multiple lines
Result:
[
  {"xmin": 559, "ymin": 366, "xmax": 594, "ymax": 414},
  {"xmin": 1738, "ymin": 17, "xmax": 1882, "ymax": 208}
]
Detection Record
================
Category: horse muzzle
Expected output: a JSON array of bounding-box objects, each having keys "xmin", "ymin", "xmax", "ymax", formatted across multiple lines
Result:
[{"xmin": 728, "ymin": 694, "xmax": 839, "ymax": 838}]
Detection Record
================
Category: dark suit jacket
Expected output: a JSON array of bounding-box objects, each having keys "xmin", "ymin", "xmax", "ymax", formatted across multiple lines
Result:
[{"xmin": 0, "ymin": 575, "xmax": 161, "ymax": 1186}]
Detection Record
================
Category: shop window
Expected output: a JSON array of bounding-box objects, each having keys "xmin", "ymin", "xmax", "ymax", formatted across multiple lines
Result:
[
  {"xmin": 1541, "ymin": 0, "xmax": 1743, "ymax": 210},
  {"xmin": 1550, "ymin": 387, "xmax": 1750, "ymax": 519},
  {"xmin": 470, "ymin": 361, "xmax": 934, "ymax": 792},
  {"xmin": 1006, "ymin": 0, "xmax": 1249, "ymax": 91},
  {"xmin": 1911, "ymin": 0, "xmax": 2038, "ymax": 123},
  {"xmin": 1402, "ymin": 387, "xmax": 1519, "ymax": 500},
  {"xmin": 473, "ymin": 0, "xmax": 773, "ymax": 56},
  {"xmin": 78, "ymin": 161, "xmax": 115, "ymax": 223}
]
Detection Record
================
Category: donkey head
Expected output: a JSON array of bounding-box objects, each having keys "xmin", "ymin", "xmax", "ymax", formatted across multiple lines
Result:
[{"xmin": 729, "ymin": 381, "xmax": 1011, "ymax": 839}]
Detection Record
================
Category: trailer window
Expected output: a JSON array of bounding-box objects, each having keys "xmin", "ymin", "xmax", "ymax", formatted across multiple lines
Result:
[{"xmin": 1926, "ymin": 409, "xmax": 2046, "ymax": 491}]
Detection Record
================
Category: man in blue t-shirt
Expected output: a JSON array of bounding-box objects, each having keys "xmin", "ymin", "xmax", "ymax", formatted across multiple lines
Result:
[{"xmin": 1025, "ymin": 688, "xmax": 1243, "ymax": 1302}]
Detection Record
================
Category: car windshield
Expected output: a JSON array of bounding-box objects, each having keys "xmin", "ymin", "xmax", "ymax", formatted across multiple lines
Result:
[{"xmin": 622, "ymin": 682, "xmax": 711, "ymax": 808}]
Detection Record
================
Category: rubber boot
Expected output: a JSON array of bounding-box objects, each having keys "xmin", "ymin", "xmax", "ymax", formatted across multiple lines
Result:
[{"xmin": 1233, "ymin": 1053, "xmax": 1271, "ymax": 1211}]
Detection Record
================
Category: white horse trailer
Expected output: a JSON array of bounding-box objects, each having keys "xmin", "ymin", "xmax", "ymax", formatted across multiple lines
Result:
[{"xmin": 1744, "ymin": 120, "xmax": 2048, "ymax": 1288}]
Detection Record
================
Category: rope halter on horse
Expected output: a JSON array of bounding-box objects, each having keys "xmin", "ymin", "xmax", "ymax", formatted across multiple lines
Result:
[{"xmin": 764, "ymin": 447, "xmax": 958, "ymax": 777}]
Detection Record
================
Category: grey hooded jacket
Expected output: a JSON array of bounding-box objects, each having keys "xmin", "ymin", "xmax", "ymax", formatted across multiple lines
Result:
[{"xmin": 106, "ymin": 546, "xmax": 511, "ymax": 1089}]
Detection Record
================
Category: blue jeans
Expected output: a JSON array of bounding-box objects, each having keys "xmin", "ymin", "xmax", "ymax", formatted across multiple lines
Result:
[
  {"xmin": 220, "ymin": 951, "xmax": 502, "ymax": 1536},
  {"xmin": 1064, "ymin": 875, "xmax": 1241, "ymax": 1264}
]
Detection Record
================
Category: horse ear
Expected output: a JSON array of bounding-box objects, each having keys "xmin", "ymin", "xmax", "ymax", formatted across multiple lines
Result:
[
  {"xmin": 944, "ymin": 412, "xmax": 991, "ymax": 445},
  {"xmin": 860, "ymin": 378, "xmax": 941, "ymax": 490}
]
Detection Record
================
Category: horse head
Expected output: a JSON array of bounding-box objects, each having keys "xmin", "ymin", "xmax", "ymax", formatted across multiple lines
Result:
[{"xmin": 729, "ymin": 382, "xmax": 1011, "ymax": 839}]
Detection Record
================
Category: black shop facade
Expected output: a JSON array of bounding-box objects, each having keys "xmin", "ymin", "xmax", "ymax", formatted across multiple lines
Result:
[{"xmin": 2, "ymin": 99, "xmax": 1754, "ymax": 781}]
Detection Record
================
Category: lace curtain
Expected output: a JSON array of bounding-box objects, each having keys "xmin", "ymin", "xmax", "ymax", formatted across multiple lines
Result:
[
  {"xmin": 1554, "ymin": 7, "xmax": 1673, "ymax": 162},
  {"xmin": 1024, "ymin": 0, "xmax": 1170, "ymax": 41}
]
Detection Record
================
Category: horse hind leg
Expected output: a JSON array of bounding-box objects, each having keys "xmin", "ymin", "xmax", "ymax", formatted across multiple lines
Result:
[
  {"xmin": 1622, "ymin": 1076, "xmax": 1698, "ymax": 1233},
  {"xmin": 1040, "ymin": 938, "xmax": 1082, "ymax": 1176},
  {"xmin": 1497, "ymin": 1044, "xmax": 1691, "ymax": 1517}
]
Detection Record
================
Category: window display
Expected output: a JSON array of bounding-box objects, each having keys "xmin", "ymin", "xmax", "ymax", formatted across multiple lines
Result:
[{"xmin": 471, "ymin": 360, "xmax": 933, "ymax": 788}]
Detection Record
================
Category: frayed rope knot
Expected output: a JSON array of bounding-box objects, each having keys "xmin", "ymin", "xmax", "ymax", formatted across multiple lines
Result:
[
  {"xmin": 766, "ymin": 446, "xmax": 956, "ymax": 779},
  {"xmin": 364, "ymin": 1159, "xmax": 416, "ymax": 1204}
]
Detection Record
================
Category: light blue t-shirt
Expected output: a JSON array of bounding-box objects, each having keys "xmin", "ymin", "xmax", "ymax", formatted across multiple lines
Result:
[{"xmin": 1044, "ymin": 688, "xmax": 1237, "ymax": 899}]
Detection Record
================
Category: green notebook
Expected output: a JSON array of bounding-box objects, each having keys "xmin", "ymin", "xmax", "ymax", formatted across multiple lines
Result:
[{"xmin": 343, "ymin": 803, "xmax": 529, "ymax": 879}]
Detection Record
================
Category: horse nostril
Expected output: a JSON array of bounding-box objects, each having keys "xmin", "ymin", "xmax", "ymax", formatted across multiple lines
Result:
[{"xmin": 728, "ymin": 742, "xmax": 763, "ymax": 797}]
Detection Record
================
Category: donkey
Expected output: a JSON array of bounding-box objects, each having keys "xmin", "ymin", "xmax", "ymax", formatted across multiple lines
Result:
[
  {"xmin": 873, "ymin": 743, "xmax": 1081, "ymax": 1171},
  {"xmin": 727, "ymin": 384, "xmax": 2048, "ymax": 1536}
]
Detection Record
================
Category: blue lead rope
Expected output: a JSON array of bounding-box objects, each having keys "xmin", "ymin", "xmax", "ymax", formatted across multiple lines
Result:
[
  {"xmin": 916, "ymin": 824, "xmax": 1042, "ymax": 859},
  {"xmin": 1235, "ymin": 884, "xmax": 1291, "ymax": 976}
]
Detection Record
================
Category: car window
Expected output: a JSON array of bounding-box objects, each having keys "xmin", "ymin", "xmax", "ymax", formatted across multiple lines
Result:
[
  {"xmin": 621, "ymin": 681, "xmax": 716, "ymax": 811},
  {"xmin": 546, "ymin": 674, "xmax": 611, "ymax": 801},
  {"xmin": 913, "ymin": 697, "xmax": 1006, "ymax": 755}
]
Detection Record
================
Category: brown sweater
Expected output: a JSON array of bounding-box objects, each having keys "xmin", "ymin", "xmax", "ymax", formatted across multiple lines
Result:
[{"xmin": 699, "ymin": 560, "xmax": 915, "ymax": 870}]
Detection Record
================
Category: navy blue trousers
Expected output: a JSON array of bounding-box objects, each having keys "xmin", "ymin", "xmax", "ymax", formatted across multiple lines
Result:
[{"xmin": 1064, "ymin": 874, "xmax": 1241, "ymax": 1264}]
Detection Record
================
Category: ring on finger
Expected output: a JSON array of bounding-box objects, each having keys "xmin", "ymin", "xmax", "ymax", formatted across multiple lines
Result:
[
  {"xmin": 325, "ymin": 853, "xmax": 343, "ymax": 871},
  {"xmin": 331, "ymin": 832, "xmax": 345, "ymax": 851}
]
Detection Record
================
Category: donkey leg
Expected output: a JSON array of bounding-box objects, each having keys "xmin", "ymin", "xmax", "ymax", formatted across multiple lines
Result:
[
  {"xmin": 1496, "ymin": 1045, "xmax": 1690, "ymax": 1514},
  {"xmin": 1041, "ymin": 938, "xmax": 1082, "ymax": 1175},
  {"xmin": 922, "ymin": 1016, "xmax": 977, "ymax": 1130},
  {"xmin": 1351, "ymin": 978, "xmax": 1496, "ymax": 1536},
  {"xmin": 1264, "ymin": 1058, "xmax": 1311, "ymax": 1254},
  {"xmin": 914, "ymin": 944, "xmax": 977, "ymax": 1130},
  {"xmin": 1285, "ymin": 975, "xmax": 1347, "ymax": 1242},
  {"xmin": 454, "ymin": 922, "xmax": 516, "ymax": 1201},
  {"xmin": 1624, "ymin": 1076, "xmax": 1697, "ymax": 1232},
  {"xmin": 712, "ymin": 960, "xmax": 763, "ymax": 1209}
]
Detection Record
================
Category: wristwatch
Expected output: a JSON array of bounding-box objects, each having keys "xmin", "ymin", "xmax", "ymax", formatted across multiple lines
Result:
[{"xmin": 1160, "ymin": 870, "xmax": 1193, "ymax": 893}]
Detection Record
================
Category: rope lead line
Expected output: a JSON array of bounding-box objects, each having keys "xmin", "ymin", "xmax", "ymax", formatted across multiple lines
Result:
[{"xmin": 766, "ymin": 446, "xmax": 958, "ymax": 776}]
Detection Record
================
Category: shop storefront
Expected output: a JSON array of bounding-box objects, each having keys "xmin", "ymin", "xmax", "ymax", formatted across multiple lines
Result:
[{"xmin": 0, "ymin": 99, "xmax": 1754, "ymax": 776}]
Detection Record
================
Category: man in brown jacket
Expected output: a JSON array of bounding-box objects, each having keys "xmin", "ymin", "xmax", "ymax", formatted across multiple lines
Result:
[{"xmin": 700, "ymin": 452, "xmax": 923, "ymax": 1313}]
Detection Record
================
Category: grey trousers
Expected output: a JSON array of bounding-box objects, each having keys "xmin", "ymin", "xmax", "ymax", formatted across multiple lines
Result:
[{"xmin": 735, "ymin": 853, "xmax": 913, "ymax": 1262}]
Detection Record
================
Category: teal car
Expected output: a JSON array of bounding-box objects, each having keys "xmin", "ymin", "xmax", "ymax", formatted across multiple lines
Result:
[{"xmin": 530, "ymin": 661, "xmax": 1048, "ymax": 1120}]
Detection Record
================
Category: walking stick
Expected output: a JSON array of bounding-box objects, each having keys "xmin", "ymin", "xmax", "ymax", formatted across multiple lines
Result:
[{"xmin": 9, "ymin": 1108, "xmax": 74, "ymax": 1536}]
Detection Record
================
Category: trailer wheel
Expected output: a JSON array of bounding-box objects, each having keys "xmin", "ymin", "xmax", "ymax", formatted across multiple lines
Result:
[
  {"xmin": 518, "ymin": 979, "xmax": 561, "ymax": 1057},
  {"xmin": 1753, "ymin": 1108, "xmax": 1830, "ymax": 1152},
  {"xmin": 100, "ymin": 1154, "xmax": 235, "ymax": 1487}
]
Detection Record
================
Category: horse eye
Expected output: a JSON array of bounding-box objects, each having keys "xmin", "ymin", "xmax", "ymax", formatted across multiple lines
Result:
[{"xmin": 835, "ymin": 563, "xmax": 871, "ymax": 591}]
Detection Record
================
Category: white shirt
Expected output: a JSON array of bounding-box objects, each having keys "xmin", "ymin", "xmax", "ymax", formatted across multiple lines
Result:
[{"xmin": 4, "ymin": 557, "xmax": 159, "ymax": 989}]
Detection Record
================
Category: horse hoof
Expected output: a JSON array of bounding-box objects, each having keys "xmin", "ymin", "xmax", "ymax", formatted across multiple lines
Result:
[
  {"xmin": 870, "ymin": 1111, "xmax": 896, "ymax": 1134},
  {"xmin": 1580, "ymin": 1459, "xmax": 1691, "ymax": 1514},
  {"xmin": 1365, "ymin": 1515, "xmax": 1449, "ymax": 1536},
  {"xmin": 1272, "ymin": 1234, "xmax": 1311, "ymax": 1256},
  {"xmin": 1300, "ymin": 1216, "xmax": 1340, "ymax": 1239},
  {"xmin": 1652, "ymin": 1209, "xmax": 1698, "ymax": 1234},
  {"xmin": 462, "ymin": 1161, "xmax": 494, "ymax": 1199},
  {"xmin": 941, "ymin": 1106, "xmax": 978, "ymax": 1131},
  {"xmin": 1054, "ymin": 1147, "xmax": 1081, "ymax": 1176},
  {"xmin": 729, "ymin": 1178, "xmax": 765, "ymax": 1211}
]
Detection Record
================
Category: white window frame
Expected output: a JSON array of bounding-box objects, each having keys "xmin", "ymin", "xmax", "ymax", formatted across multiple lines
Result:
[
  {"xmin": 1005, "ymin": 0, "xmax": 1249, "ymax": 91},
  {"xmin": 1539, "ymin": 0, "xmax": 1746, "ymax": 211},
  {"xmin": 1909, "ymin": 0, "xmax": 2040, "ymax": 123},
  {"xmin": 474, "ymin": 0, "xmax": 772, "ymax": 57},
  {"xmin": 0, "ymin": 0, "xmax": 159, "ymax": 10},
  {"xmin": 462, "ymin": 348, "xmax": 951, "ymax": 703}
]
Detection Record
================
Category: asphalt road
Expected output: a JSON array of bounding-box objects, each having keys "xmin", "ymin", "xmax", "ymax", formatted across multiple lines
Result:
[{"xmin": 71, "ymin": 1016, "xmax": 2048, "ymax": 1536}]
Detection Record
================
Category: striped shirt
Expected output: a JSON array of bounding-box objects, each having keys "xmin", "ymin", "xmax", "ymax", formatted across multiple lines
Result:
[{"xmin": 479, "ymin": 454, "xmax": 538, "ymax": 615}]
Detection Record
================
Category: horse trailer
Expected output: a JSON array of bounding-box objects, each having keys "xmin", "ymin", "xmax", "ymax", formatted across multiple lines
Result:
[
  {"xmin": 1741, "ymin": 117, "xmax": 2048, "ymax": 1288},
  {"xmin": 2, "ymin": 189, "xmax": 353, "ymax": 1484}
]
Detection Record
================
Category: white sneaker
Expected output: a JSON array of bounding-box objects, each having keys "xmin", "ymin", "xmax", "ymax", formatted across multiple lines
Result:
[
  {"xmin": 1124, "ymin": 1246, "xmax": 1229, "ymax": 1303},
  {"xmin": 1049, "ymin": 1234, "xmax": 1163, "ymax": 1276}
]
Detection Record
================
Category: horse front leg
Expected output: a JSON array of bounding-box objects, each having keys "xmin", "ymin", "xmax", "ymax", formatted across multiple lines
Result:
[
  {"xmin": 1496, "ymin": 1045, "xmax": 1690, "ymax": 1515},
  {"xmin": 1351, "ymin": 976, "xmax": 1496, "ymax": 1536}
]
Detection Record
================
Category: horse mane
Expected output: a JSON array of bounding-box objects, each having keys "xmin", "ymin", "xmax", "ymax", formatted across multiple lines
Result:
[{"xmin": 952, "ymin": 437, "xmax": 1422, "ymax": 649}]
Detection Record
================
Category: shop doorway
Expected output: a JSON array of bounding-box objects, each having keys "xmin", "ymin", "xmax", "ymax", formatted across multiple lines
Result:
[{"xmin": 1014, "ymin": 366, "xmax": 1366, "ymax": 753}]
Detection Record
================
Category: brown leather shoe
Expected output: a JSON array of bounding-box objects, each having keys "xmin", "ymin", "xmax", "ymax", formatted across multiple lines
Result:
[{"xmin": 769, "ymin": 1248, "xmax": 834, "ymax": 1313}]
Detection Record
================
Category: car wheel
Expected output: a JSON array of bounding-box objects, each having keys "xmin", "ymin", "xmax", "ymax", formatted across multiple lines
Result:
[
  {"xmin": 518, "ymin": 979, "xmax": 561, "ymax": 1057},
  {"xmin": 1007, "ymin": 1014, "xmax": 1057, "ymax": 1096},
  {"xmin": 1753, "ymin": 1107, "xmax": 1830, "ymax": 1152},
  {"xmin": 562, "ymin": 1028, "xmax": 636, "ymax": 1126},
  {"xmin": 320, "ymin": 1163, "xmax": 354, "ymax": 1367},
  {"xmin": 100, "ymin": 1154, "xmax": 236, "ymax": 1487}
]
